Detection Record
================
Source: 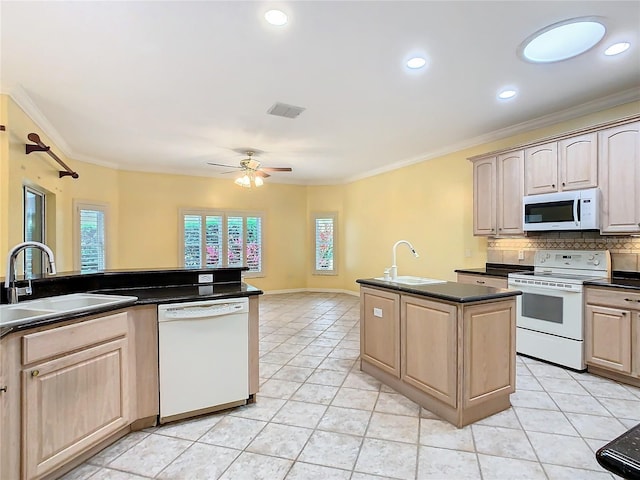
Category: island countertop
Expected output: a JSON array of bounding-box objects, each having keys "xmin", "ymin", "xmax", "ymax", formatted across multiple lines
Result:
[{"xmin": 356, "ymin": 278, "xmax": 521, "ymax": 303}]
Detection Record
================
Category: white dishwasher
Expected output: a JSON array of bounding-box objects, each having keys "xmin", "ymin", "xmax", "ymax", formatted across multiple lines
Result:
[{"xmin": 158, "ymin": 297, "xmax": 249, "ymax": 423}]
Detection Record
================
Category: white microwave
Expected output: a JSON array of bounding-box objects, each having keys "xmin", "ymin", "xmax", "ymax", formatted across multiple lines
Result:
[{"xmin": 523, "ymin": 188, "xmax": 600, "ymax": 232}]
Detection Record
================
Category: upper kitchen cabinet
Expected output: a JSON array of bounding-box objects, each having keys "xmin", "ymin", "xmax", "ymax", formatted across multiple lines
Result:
[
  {"xmin": 525, "ymin": 133, "xmax": 597, "ymax": 195},
  {"xmin": 598, "ymin": 121, "xmax": 640, "ymax": 234},
  {"xmin": 473, "ymin": 157, "xmax": 496, "ymax": 235},
  {"xmin": 472, "ymin": 151, "xmax": 523, "ymax": 236}
]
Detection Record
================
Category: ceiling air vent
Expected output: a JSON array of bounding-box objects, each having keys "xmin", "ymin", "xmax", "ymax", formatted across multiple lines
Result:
[{"xmin": 267, "ymin": 102, "xmax": 306, "ymax": 119}]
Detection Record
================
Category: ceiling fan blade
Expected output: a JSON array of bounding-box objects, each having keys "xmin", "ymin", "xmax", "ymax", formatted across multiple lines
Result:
[
  {"xmin": 207, "ymin": 162, "xmax": 241, "ymax": 169},
  {"xmin": 255, "ymin": 170, "xmax": 271, "ymax": 178},
  {"xmin": 261, "ymin": 167, "xmax": 293, "ymax": 172}
]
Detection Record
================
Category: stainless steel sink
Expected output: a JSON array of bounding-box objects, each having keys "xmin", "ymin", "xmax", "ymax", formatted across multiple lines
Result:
[
  {"xmin": 374, "ymin": 275, "xmax": 446, "ymax": 285},
  {"xmin": 0, "ymin": 293, "xmax": 138, "ymax": 328}
]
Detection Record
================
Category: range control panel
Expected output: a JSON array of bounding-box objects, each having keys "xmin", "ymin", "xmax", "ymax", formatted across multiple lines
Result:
[{"xmin": 534, "ymin": 249, "xmax": 610, "ymax": 274}]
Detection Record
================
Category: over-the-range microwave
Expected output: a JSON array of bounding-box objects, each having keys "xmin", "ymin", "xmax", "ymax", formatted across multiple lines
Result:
[{"xmin": 523, "ymin": 188, "xmax": 600, "ymax": 232}]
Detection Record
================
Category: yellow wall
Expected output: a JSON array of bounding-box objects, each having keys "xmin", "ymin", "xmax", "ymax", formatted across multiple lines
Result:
[
  {"xmin": 1, "ymin": 93, "xmax": 638, "ymax": 294},
  {"xmin": 116, "ymin": 170, "xmax": 308, "ymax": 292},
  {"xmin": 1, "ymin": 97, "xmax": 120, "ymax": 274}
]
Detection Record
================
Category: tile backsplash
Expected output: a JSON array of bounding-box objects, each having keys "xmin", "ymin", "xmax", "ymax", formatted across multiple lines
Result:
[{"xmin": 488, "ymin": 232, "xmax": 640, "ymax": 272}]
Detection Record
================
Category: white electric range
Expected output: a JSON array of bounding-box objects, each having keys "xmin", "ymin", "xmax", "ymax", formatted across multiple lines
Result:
[{"xmin": 507, "ymin": 249, "xmax": 610, "ymax": 370}]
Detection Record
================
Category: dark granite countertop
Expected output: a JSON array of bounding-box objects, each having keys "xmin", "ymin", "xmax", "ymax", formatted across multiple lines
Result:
[
  {"xmin": 454, "ymin": 263, "xmax": 534, "ymax": 278},
  {"xmin": 356, "ymin": 278, "xmax": 521, "ymax": 303},
  {"xmin": 585, "ymin": 271, "xmax": 640, "ymax": 291},
  {"xmin": 92, "ymin": 282, "xmax": 262, "ymax": 305},
  {"xmin": 596, "ymin": 422, "xmax": 640, "ymax": 480}
]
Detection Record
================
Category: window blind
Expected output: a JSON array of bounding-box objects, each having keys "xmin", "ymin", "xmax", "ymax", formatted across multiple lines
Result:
[{"xmin": 315, "ymin": 216, "xmax": 335, "ymax": 273}]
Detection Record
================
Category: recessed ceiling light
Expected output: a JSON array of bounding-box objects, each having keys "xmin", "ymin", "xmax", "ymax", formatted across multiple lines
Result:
[
  {"xmin": 498, "ymin": 89, "xmax": 517, "ymax": 100},
  {"xmin": 406, "ymin": 57, "xmax": 427, "ymax": 69},
  {"xmin": 265, "ymin": 9, "xmax": 287, "ymax": 26},
  {"xmin": 518, "ymin": 17, "xmax": 606, "ymax": 63},
  {"xmin": 604, "ymin": 42, "xmax": 630, "ymax": 56}
]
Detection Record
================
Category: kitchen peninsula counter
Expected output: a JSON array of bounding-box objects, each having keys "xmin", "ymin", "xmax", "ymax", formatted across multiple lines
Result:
[{"xmin": 356, "ymin": 278, "xmax": 520, "ymax": 428}]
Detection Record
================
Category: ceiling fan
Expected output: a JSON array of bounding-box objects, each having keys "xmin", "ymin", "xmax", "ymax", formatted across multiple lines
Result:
[{"xmin": 207, "ymin": 151, "xmax": 292, "ymax": 187}]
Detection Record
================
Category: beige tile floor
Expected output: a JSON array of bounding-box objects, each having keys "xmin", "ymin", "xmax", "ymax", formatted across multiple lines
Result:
[{"xmin": 63, "ymin": 292, "xmax": 640, "ymax": 480}]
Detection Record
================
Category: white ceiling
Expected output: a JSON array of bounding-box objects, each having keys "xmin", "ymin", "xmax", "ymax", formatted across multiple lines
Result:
[{"xmin": 1, "ymin": 1, "xmax": 639, "ymax": 185}]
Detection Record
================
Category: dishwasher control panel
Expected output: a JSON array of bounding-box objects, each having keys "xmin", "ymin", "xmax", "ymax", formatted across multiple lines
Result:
[{"xmin": 158, "ymin": 298, "xmax": 248, "ymax": 320}]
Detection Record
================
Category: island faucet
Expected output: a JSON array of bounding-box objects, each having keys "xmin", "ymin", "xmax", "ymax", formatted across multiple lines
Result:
[
  {"xmin": 5, "ymin": 241, "xmax": 57, "ymax": 304},
  {"xmin": 389, "ymin": 240, "xmax": 419, "ymax": 280}
]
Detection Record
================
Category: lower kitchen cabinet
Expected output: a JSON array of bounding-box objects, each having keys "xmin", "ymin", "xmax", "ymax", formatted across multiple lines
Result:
[
  {"xmin": 360, "ymin": 285, "xmax": 516, "ymax": 427},
  {"xmin": 360, "ymin": 287, "xmax": 400, "ymax": 378},
  {"xmin": 401, "ymin": 296, "xmax": 457, "ymax": 407},
  {"xmin": 22, "ymin": 312, "xmax": 133, "ymax": 480},
  {"xmin": 585, "ymin": 287, "xmax": 640, "ymax": 387}
]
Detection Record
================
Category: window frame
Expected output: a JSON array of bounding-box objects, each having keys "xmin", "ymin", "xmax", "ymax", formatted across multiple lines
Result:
[
  {"xmin": 23, "ymin": 185, "xmax": 46, "ymax": 276},
  {"xmin": 312, "ymin": 211, "xmax": 338, "ymax": 276},
  {"xmin": 180, "ymin": 208, "xmax": 265, "ymax": 278},
  {"xmin": 73, "ymin": 200, "xmax": 109, "ymax": 272}
]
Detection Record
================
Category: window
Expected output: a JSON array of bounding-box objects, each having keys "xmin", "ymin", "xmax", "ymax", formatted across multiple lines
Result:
[
  {"xmin": 24, "ymin": 186, "xmax": 46, "ymax": 276},
  {"xmin": 74, "ymin": 201, "xmax": 108, "ymax": 272},
  {"xmin": 182, "ymin": 210, "xmax": 264, "ymax": 277},
  {"xmin": 313, "ymin": 212, "xmax": 337, "ymax": 275}
]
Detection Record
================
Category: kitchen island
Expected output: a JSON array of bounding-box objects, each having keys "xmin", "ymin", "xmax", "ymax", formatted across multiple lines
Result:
[{"xmin": 356, "ymin": 278, "xmax": 521, "ymax": 428}]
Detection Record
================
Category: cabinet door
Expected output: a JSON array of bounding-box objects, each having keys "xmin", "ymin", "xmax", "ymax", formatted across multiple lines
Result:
[
  {"xmin": 401, "ymin": 296, "xmax": 457, "ymax": 407},
  {"xmin": 473, "ymin": 157, "xmax": 496, "ymax": 236},
  {"xmin": 360, "ymin": 287, "xmax": 400, "ymax": 377},
  {"xmin": 585, "ymin": 304, "xmax": 632, "ymax": 374},
  {"xmin": 525, "ymin": 142, "xmax": 558, "ymax": 195},
  {"xmin": 497, "ymin": 151, "xmax": 524, "ymax": 235},
  {"xmin": 463, "ymin": 301, "xmax": 515, "ymax": 409},
  {"xmin": 599, "ymin": 122, "xmax": 640, "ymax": 234},
  {"xmin": 23, "ymin": 338, "xmax": 131, "ymax": 479},
  {"xmin": 558, "ymin": 133, "xmax": 598, "ymax": 191}
]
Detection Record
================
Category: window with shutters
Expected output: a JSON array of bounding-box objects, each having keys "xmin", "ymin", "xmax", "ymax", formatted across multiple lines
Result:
[
  {"xmin": 181, "ymin": 209, "xmax": 263, "ymax": 277},
  {"xmin": 74, "ymin": 201, "xmax": 108, "ymax": 272},
  {"xmin": 313, "ymin": 212, "xmax": 337, "ymax": 275}
]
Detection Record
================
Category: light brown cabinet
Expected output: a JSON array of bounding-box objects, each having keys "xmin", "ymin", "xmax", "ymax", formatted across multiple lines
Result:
[
  {"xmin": 585, "ymin": 286, "xmax": 640, "ymax": 387},
  {"xmin": 401, "ymin": 296, "xmax": 457, "ymax": 407},
  {"xmin": 21, "ymin": 313, "xmax": 133, "ymax": 480},
  {"xmin": 598, "ymin": 121, "xmax": 640, "ymax": 234},
  {"xmin": 360, "ymin": 287, "xmax": 400, "ymax": 378},
  {"xmin": 456, "ymin": 272, "xmax": 508, "ymax": 289},
  {"xmin": 524, "ymin": 133, "xmax": 597, "ymax": 195},
  {"xmin": 360, "ymin": 285, "xmax": 516, "ymax": 427},
  {"xmin": 472, "ymin": 151, "xmax": 524, "ymax": 236}
]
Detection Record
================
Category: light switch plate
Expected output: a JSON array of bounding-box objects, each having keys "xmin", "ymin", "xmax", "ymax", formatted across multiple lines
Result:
[
  {"xmin": 198, "ymin": 274, "xmax": 213, "ymax": 283},
  {"xmin": 373, "ymin": 308, "xmax": 383, "ymax": 318},
  {"xmin": 518, "ymin": 250, "xmax": 525, "ymax": 261}
]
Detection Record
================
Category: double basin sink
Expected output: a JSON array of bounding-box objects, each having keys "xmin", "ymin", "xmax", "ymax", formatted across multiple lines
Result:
[
  {"xmin": 0, "ymin": 293, "xmax": 138, "ymax": 328},
  {"xmin": 374, "ymin": 275, "xmax": 446, "ymax": 285}
]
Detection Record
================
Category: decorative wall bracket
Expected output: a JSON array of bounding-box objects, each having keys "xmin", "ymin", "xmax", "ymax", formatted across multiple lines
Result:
[{"xmin": 25, "ymin": 132, "xmax": 79, "ymax": 179}]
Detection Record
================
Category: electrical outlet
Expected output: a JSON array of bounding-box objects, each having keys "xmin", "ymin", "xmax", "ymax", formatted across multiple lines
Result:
[
  {"xmin": 464, "ymin": 249, "xmax": 472, "ymax": 258},
  {"xmin": 198, "ymin": 273, "xmax": 213, "ymax": 283},
  {"xmin": 518, "ymin": 250, "xmax": 525, "ymax": 261}
]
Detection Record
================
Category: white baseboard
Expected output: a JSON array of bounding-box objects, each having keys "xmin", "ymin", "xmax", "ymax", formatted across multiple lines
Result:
[{"xmin": 262, "ymin": 288, "xmax": 358, "ymax": 297}]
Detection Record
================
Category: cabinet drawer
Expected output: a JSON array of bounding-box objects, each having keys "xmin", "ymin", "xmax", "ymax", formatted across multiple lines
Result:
[
  {"xmin": 456, "ymin": 273, "xmax": 507, "ymax": 289},
  {"xmin": 585, "ymin": 287, "xmax": 640, "ymax": 310},
  {"xmin": 23, "ymin": 312, "xmax": 129, "ymax": 365}
]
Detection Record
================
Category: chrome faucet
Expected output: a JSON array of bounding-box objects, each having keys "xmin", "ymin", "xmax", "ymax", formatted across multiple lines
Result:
[
  {"xmin": 5, "ymin": 241, "xmax": 57, "ymax": 304},
  {"xmin": 389, "ymin": 240, "xmax": 419, "ymax": 280}
]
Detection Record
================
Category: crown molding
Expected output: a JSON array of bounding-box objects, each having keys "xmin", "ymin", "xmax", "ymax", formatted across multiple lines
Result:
[{"xmin": 344, "ymin": 87, "xmax": 640, "ymax": 184}]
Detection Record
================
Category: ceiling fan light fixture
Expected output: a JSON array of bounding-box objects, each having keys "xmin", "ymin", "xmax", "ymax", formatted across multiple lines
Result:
[{"xmin": 254, "ymin": 176, "xmax": 264, "ymax": 187}]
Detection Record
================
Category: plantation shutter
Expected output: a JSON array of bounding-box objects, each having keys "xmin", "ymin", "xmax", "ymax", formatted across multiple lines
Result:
[
  {"xmin": 315, "ymin": 216, "xmax": 335, "ymax": 273},
  {"xmin": 79, "ymin": 208, "xmax": 106, "ymax": 272}
]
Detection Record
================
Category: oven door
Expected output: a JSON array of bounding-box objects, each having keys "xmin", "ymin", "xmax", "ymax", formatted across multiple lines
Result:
[{"xmin": 514, "ymin": 284, "xmax": 583, "ymax": 340}]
